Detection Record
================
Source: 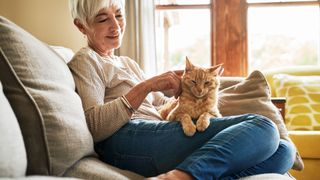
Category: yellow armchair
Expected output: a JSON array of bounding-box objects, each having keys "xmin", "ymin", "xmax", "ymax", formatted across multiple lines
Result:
[{"xmin": 263, "ymin": 66, "xmax": 320, "ymax": 180}]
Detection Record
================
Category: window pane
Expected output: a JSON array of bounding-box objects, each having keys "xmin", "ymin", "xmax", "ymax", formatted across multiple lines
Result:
[
  {"xmin": 155, "ymin": 9, "xmax": 211, "ymax": 73},
  {"xmin": 155, "ymin": 0, "xmax": 210, "ymax": 5},
  {"xmin": 247, "ymin": 0, "xmax": 317, "ymax": 3},
  {"xmin": 248, "ymin": 6, "xmax": 320, "ymax": 72}
]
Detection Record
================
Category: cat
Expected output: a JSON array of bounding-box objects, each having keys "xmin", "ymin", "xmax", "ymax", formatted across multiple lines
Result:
[{"xmin": 159, "ymin": 57, "xmax": 223, "ymax": 136}]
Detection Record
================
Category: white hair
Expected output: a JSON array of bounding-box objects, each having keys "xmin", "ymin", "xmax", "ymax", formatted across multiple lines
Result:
[{"xmin": 69, "ymin": 0, "xmax": 125, "ymax": 26}]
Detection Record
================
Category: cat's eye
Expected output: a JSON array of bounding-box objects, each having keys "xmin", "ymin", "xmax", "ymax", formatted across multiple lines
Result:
[
  {"xmin": 204, "ymin": 81, "xmax": 210, "ymax": 85},
  {"xmin": 191, "ymin": 80, "xmax": 196, "ymax": 84}
]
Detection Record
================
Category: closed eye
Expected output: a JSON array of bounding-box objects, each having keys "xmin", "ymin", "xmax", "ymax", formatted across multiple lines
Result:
[
  {"xmin": 116, "ymin": 14, "xmax": 123, "ymax": 19},
  {"xmin": 205, "ymin": 81, "xmax": 210, "ymax": 85},
  {"xmin": 98, "ymin": 18, "xmax": 108, "ymax": 23},
  {"xmin": 191, "ymin": 80, "xmax": 196, "ymax": 84}
]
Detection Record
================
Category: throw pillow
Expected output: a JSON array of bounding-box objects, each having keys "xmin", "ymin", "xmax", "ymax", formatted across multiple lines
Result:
[
  {"xmin": 0, "ymin": 81, "xmax": 27, "ymax": 177},
  {"xmin": 0, "ymin": 16, "xmax": 94, "ymax": 176},
  {"xmin": 273, "ymin": 74, "xmax": 320, "ymax": 131},
  {"xmin": 219, "ymin": 70, "xmax": 304, "ymax": 171}
]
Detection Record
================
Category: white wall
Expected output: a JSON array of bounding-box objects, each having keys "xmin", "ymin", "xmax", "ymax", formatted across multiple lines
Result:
[{"xmin": 0, "ymin": 0, "xmax": 86, "ymax": 52}]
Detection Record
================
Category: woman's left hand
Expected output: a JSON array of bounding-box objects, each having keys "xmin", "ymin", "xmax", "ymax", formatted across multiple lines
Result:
[{"xmin": 145, "ymin": 71, "xmax": 182, "ymax": 98}]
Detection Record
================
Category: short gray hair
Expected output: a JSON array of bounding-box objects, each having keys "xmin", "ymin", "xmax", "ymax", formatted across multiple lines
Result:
[{"xmin": 69, "ymin": 0, "xmax": 125, "ymax": 25}]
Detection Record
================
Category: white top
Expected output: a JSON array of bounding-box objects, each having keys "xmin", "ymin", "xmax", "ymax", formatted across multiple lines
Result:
[{"xmin": 68, "ymin": 47, "xmax": 169, "ymax": 142}]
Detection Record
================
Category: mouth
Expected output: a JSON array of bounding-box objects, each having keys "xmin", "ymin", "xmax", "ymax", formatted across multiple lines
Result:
[
  {"xmin": 107, "ymin": 29, "xmax": 121, "ymax": 39},
  {"xmin": 192, "ymin": 91, "xmax": 205, "ymax": 98},
  {"xmin": 194, "ymin": 94, "xmax": 204, "ymax": 98},
  {"xmin": 106, "ymin": 34, "xmax": 119, "ymax": 39}
]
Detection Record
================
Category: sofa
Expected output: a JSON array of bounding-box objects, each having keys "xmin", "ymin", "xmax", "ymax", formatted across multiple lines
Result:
[
  {"xmin": 0, "ymin": 16, "xmax": 295, "ymax": 180},
  {"xmin": 263, "ymin": 66, "xmax": 320, "ymax": 180}
]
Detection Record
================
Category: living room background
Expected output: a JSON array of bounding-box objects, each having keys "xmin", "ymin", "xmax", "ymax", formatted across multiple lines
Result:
[{"xmin": 0, "ymin": 0, "xmax": 319, "ymax": 77}]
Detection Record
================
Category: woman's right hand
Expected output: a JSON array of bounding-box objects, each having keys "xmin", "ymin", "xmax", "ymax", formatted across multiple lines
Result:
[{"xmin": 145, "ymin": 71, "xmax": 182, "ymax": 98}]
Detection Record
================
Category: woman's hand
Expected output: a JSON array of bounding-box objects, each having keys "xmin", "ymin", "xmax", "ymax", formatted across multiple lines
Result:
[
  {"xmin": 123, "ymin": 70, "xmax": 183, "ymax": 113},
  {"xmin": 145, "ymin": 71, "xmax": 182, "ymax": 98}
]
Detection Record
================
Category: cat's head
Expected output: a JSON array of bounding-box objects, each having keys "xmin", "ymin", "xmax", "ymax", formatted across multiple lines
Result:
[{"xmin": 182, "ymin": 57, "xmax": 223, "ymax": 98}]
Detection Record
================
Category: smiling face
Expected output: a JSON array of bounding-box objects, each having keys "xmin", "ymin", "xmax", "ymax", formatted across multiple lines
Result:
[{"xmin": 76, "ymin": 4, "xmax": 126, "ymax": 57}]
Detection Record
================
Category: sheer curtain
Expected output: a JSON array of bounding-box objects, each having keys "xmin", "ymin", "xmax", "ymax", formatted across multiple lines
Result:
[{"xmin": 116, "ymin": 0, "xmax": 158, "ymax": 77}]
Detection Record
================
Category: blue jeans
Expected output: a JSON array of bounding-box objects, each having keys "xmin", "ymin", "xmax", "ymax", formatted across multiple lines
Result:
[{"xmin": 95, "ymin": 114, "xmax": 295, "ymax": 179}]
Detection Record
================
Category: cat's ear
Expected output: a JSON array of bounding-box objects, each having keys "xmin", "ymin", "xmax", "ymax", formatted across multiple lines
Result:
[
  {"xmin": 185, "ymin": 56, "xmax": 194, "ymax": 71},
  {"xmin": 209, "ymin": 64, "xmax": 224, "ymax": 76}
]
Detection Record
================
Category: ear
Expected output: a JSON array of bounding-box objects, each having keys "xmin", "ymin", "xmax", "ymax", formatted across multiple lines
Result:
[
  {"xmin": 209, "ymin": 64, "xmax": 223, "ymax": 76},
  {"xmin": 185, "ymin": 56, "xmax": 194, "ymax": 71},
  {"xmin": 74, "ymin": 19, "xmax": 87, "ymax": 35}
]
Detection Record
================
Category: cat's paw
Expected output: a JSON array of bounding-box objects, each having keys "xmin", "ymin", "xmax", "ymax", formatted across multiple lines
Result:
[
  {"xmin": 196, "ymin": 118, "xmax": 210, "ymax": 132},
  {"xmin": 211, "ymin": 111, "xmax": 222, "ymax": 118},
  {"xmin": 182, "ymin": 123, "xmax": 197, "ymax": 136},
  {"xmin": 212, "ymin": 114, "xmax": 222, "ymax": 118}
]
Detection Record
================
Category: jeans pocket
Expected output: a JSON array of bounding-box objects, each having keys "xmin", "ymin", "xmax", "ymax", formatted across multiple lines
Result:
[{"xmin": 114, "ymin": 154, "xmax": 158, "ymax": 177}]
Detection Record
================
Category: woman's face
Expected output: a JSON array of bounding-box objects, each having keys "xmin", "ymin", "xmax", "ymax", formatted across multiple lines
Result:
[{"xmin": 85, "ymin": 5, "xmax": 126, "ymax": 56}]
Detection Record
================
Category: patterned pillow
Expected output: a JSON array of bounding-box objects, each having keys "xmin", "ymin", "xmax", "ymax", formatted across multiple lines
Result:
[{"xmin": 273, "ymin": 74, "xmax": 320, "ymax": 131}]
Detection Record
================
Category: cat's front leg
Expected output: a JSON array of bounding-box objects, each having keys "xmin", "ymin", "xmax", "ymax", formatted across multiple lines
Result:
[
  {"xmin": 210, "ymin": 109, "xmax": 222, "ymax": 118},
  {"xmin": 196, "ymin": 112, "xmax": 211, "ymax": 132},
  {"xmin": 159, "ymin": 98, "xmax": 179, "ymax": 120},
  {"xmin": 177, "ymin": 114, "xmax": 196, "ymax": 136}
]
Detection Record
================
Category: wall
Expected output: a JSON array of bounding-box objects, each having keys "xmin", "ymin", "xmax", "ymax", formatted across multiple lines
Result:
[{"xmin": 0, "ymin": 0, "xmax": 86, "ymax": 52}]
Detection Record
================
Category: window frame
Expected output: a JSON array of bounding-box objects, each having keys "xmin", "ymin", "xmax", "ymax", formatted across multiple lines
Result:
[
  {"xmin": 155, "ymin": 0, "xmax": 320, "ymax": 76},
  {"xmin": 154, "ymin": 2, "xmax": 213, "ymax": 74}
]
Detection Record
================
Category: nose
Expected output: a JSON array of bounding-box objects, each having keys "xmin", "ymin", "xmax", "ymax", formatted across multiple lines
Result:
[
  {"xmin": 196, "ymin": 86, "xmax": 203, "ymax": 94},
  {"xmin": 109, "ymin": 16, "xmax": 120, "ymax": 34}
]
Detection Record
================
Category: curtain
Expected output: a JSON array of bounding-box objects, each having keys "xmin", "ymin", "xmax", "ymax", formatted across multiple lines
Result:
[{"xmin": 116, "ymin": 0, "xmax": 158, "ymax": 77}]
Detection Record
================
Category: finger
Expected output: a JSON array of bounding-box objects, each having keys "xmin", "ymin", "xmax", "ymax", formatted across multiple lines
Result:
[
  {"xmin": 174, "ymin": 88, "xmax": 182, "ymax": 99},
  {"xmin": 169, "ymin": 71, "xmax": 182, "ymax": 83},
  {"xmin": 173, "ymin": 70, "xmax": 184, "ymax": 77},
  {"xmin": 174, "ymin": 86, "xmax": 182, "ymax": 98},
  {"xmin": 171, "ymin": 78, "xmax": 182, "ymax": 98}
]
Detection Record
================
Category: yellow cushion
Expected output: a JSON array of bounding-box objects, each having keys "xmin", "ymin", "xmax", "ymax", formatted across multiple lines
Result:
[
  {"xmin": 273, "ymin": 74, "xmax": 320, "ymax": 131},
  {"xmin": 289, "ymin": 131, "xmax": 320, "ymax": 158}
]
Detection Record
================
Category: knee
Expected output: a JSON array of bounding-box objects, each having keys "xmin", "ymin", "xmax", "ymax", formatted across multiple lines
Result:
[
  {"xmin": 245, "ymin": 114, "xmax": 278, "ymax": 129},
  {"xmin": 279, "ymin": 139, "xmax": 296, "ymax": 166},
  {"xmin": 245, "ymin": 113, "xmax": 279, "ymax": 140}
]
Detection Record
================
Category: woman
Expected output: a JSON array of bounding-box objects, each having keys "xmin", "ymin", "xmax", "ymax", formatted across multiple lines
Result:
[{"xmin": 68, "ymin": 0, "xmax": 295, "ymax": 179}]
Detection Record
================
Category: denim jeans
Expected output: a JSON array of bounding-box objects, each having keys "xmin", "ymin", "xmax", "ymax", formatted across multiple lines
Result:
[{"xmin": 95, "ymin": 114, "xmax": 296, "ymax": 180}]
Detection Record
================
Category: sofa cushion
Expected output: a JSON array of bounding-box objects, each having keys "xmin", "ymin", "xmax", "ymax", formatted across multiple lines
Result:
[
  {"xmin": 219, "ymin": 70, "xmax": 304, "ymax": 171},
  {"xmin": 289, "ymin": 131, "xmax": 320, "ymax": 158},
  {"xmin": 262, "ymin": 65, "xmax": 320, "ymax": 96},
  {"xmin": 273, "ymin": 74, "xmax": 320, "ymax": 131},
  {"xmin": 0, "ymin": 16, "xmax": 94, "ymax": 176},
  {"xmin": 50, "ymin": 46, "xmax": 75, "ymax": 63},
  {"xmin": 64, "ymin": 157, "xmax": 144, "ymax": 180},
  {"xmin": 0, "ymin": 81, "xmax": 27, "ymax": 177}
]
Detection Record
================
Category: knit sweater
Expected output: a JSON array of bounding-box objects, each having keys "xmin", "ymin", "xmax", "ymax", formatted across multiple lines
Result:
[{"xmin": 68, "ymin": 47, "xmax": 169, "ymax": 142}]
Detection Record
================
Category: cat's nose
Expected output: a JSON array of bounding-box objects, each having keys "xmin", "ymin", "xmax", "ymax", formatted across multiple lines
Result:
[{"xmin": 196, "ymin": 87, "xmax": 203, "ymax": 94}]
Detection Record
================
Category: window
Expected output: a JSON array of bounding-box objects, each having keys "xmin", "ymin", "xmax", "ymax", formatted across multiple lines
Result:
[
  {"xmin": 154, "ymin": 0, "xmax": 320, "ymax": 76},
  {"xmin": 247, "ymin": 0, "xmax": 320, "ymax": 73},
  {"xmin": 154, "ymin": 0, "xmax": 211, "ymax": 73}
]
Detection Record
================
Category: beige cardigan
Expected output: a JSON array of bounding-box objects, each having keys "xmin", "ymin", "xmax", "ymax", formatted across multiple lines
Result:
[{"xmin": 68, "ymin": 47, "xmax": 169, "ymax": 142}]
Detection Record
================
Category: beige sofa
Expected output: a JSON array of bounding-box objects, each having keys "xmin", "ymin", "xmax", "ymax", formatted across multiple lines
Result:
[{"xmin": 0, "ymin": 16, "xmax": 294, "ymax": 180}]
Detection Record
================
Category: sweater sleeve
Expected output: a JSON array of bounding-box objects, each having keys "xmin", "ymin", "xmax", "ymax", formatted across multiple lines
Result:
[
  {"xmin": 68, "ymin": 52, "xmax": 130, "ymax": 142},
  {"xmin": 122, "ymin": 56, "xmax": 171, "ymax": 107}
]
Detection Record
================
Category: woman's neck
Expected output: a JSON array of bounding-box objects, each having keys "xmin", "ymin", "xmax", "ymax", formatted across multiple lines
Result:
[{"xmin": 88, "ymin": 44, "xmax": 114, "ymax": 58}]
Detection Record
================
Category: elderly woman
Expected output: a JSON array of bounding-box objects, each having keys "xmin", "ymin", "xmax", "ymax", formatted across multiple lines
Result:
[{"xmin": 68, "ymin": 0, "xmax": 295, "ymax": 179}]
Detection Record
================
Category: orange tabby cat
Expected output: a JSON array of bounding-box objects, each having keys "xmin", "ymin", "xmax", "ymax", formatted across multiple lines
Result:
[{"xmin": 159, "ymin": 57, "xmax": 223, "ymax": 136}]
